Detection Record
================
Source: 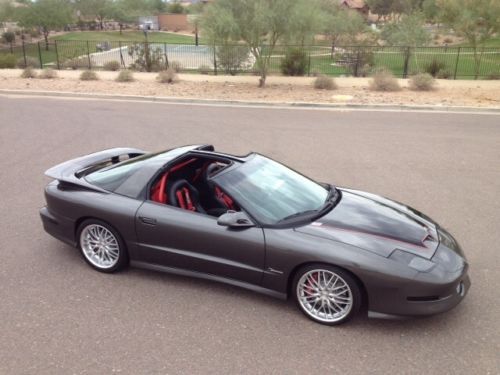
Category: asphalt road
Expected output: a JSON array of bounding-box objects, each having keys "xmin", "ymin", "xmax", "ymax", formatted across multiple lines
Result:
[{"xmin": 0, "ymin": 95, "xmax": 499, "ymax": 374}]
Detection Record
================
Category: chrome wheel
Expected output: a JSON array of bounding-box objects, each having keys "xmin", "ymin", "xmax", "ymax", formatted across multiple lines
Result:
[
  {"xmin": 80, "ymin": 224, "xmax": 120, "ymax": 269},
  {"xmin": 296, "ymin": 269, "xmax": 353, "ymax": 323}
]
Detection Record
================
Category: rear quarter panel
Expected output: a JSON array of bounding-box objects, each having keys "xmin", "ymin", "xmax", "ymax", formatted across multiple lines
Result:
[{"xmin": 44, "ymin": 181, "xmax": 143, "ymax": 258}]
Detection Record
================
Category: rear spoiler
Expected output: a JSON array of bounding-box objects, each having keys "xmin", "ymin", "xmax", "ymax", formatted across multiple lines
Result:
[{"xmin": 45, "ymin": 147, "xmax": 146, "ymax": 188}]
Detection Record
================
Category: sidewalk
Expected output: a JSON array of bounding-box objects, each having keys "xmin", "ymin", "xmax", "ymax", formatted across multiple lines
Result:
[{"xmin": 1, "ymin": 69, "xmax": 499, "ymax": 108}]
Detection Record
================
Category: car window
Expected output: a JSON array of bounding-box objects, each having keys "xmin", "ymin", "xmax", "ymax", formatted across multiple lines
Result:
[{"xmin": 215, "ymin": 155, "xmax": 328, "ymax": 225}]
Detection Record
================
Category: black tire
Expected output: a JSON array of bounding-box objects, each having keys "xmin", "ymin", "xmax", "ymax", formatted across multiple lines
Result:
[
  {"xmin": 77, "ymin": 219, "xmax": 128, "ymax": 273},
  {"xmin": 292, "ymin": 264, "xmax": 361, "ymax": 326}
]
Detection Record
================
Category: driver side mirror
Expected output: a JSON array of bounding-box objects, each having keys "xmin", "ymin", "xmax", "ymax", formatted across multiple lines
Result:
[{"xmin": 217, "ymin": 211, "xmax": 255, "ymax": 228}]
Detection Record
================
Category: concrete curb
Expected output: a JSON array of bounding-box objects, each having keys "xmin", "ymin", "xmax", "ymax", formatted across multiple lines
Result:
[{"xmin": 1, "ymin": 89, "xmax": 500, "ymax": 114}]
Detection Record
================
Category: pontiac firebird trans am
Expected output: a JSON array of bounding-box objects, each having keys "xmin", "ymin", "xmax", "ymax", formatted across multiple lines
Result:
[{"xmin": 40, "ymin": 145, "xmax": 470, "ymax": 325}]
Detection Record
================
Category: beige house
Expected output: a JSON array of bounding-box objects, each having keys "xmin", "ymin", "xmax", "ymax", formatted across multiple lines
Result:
[{"xmin": 339, "ymin": 0, "xmax": 369, "ymax": 16}]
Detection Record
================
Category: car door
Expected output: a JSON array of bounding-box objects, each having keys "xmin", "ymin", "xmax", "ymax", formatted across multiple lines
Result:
[{"xmin": 134, "ymin": 201, "xmax": 265, "ymax": 285}]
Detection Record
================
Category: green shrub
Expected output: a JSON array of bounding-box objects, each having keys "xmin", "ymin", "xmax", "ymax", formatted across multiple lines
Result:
[
  {"xmin": 437, "ymin": 69, "xmax": 452, "ymax": 79},
  {"xmin": 313, "ymin": 75, "xmax": 337, "ymax": 90},
  {"xmin": 115, "ymin": 69, "xmax": 134, "ymax": 82},
  {"xmin": 20, "ymin": 67, "xmax": 37, "ymax": 78},
  {"xmin": 80, "ymin": 70, "xmax": 98, "ymax": 81},
  {"xmin": 425, "ymin": 59, "xmax": 447, "ymax": 77},
  {"xmin": 17, "ymin": 56, "xmax": 39, "ymax": 68},
  {"xmin": 63, "ymin": 57, "xmax": 88, "ymax": 70},
  {"xmin": 157, "ymin": 68, "xmax": 178, "ymax": 84},
  {"xmin": 29, "ymin": 29, "xmax": 40, "ymax": 38},
  {"xmin": 369, "ymin": 69, "xmax": 401, "ymax": 91},
  {"xmin": 128, "ymin": 42, "xmax": 163, "ymax": 72},
  {"xmin": 2, "ymin": 31, "xmax": 15, "ymax": 44},
  {"xmin": 409, "ymin": 73, "xmax": 435, "ymax": 91},
  {"xmin": 280, "ymin": 48, "xmax": 308, "ymax": 76},
  {"xmin": 39, "ymin": 68, "xmax": 58, "ymax": 79},
  {"xmin": 169, "ymin": 61, "xmax": 182, "ymax": 73},
  {"xmin": 0, "ymin": 54, "xmax": 16, "ymax": 68},
  {"xmin": 103, "ymin": 60, "xmax": 121, "ymax": 71},
  {"xmin": 216, "ymin": 45, "xmax": 249, "ymax": 75}
]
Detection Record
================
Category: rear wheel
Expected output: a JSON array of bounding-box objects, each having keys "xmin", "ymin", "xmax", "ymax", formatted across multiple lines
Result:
[
  {"xmin": 77, "ymin": 219, "xmax": 128, "ymax": 273},
  {"xmin": 293, "ymin": 264, "xmax": 361, "ymax": 325}
]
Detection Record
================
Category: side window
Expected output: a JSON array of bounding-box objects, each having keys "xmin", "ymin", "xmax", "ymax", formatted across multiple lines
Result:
[{"xmin": 150, "ymin": 157, "xmax": 238, "ymax": 218}]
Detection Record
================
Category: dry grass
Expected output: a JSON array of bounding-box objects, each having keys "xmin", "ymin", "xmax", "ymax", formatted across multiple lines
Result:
[
  {"xmin": 20, "ymin": 67, "xmax": 37, "ymax": 78},
  {"xmin": 80, "ymin": 70, "xmax": 99, "ymax": 81},
  {"xmin": 409, "ymin": 73, "xmax": 436, "ymax": 91},
  {"xmin": 115, "ymin": 69, "xmax": 134, "ymax": 82},
  {"xmin": 369, "ymin": 69, "xmax": 401, "ymax": 92},
  {"xmin": 313, "ymin": 75, "xmax": 337, "ymax": 90},
  {"xmin": 157, "ymin": 68, "xmax": 178, "ymax": 84},
  {"xmin": 39, "ymin": 68, "xmax": 58, "ymax": 79}
]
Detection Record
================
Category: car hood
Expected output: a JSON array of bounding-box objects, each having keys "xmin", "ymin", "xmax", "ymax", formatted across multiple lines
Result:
[{"xmin": 295, "ymin": 188, "xmax": 439, "ymax": 259}]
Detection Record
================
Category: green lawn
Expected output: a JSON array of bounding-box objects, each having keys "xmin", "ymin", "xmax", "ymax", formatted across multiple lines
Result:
[
  {"xmin": 52, "ymin": 31, "xmax": 197, "ymax": 44},
  {"xmin": 457, "ymin": 36, "xmax": 500, "ymax": 48},
  {"xmin": 1, "ymin": 38, "xmax": 498, "ymax": 79}
]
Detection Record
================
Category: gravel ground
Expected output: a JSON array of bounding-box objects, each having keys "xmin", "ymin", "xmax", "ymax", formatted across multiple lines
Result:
[{"xmin": 1, "ymin": 69, "xmax": 499, "ymax": 107}]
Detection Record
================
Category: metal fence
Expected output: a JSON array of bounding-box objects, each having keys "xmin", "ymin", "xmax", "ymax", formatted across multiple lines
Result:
[{"xmin": 1, "ymin": 40, "xmax": 499, "ymax": 79}]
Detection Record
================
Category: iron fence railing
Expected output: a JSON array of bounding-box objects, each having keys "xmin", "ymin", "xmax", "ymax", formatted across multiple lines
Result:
[{"xmin": 1, "ymin": 40, "xmax": 499, "ymax": 79}]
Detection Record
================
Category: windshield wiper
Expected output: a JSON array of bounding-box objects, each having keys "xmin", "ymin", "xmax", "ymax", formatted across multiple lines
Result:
[{"xmin": 278, "ymin": 209, "xmax": 319, "ymax": 222}]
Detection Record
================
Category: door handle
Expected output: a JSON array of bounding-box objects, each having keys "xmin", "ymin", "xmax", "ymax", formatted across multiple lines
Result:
[{"xmin": 139, "ymin": 216, "xmax": 157, "ymax": 225}]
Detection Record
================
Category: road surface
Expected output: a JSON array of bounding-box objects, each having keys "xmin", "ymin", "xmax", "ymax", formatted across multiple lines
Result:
[{"xmin": 0, "ymin": 95, "xmax": 498, "ymax": 374}]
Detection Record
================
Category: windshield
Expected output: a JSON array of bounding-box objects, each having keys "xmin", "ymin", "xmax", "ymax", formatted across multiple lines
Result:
[{"xmin": 215, "ymin": 155, "xmax": 329, "ymax": 225}]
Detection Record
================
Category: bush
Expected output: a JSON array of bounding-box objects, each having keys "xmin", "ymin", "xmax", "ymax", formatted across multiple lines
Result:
[
  {"xmin": 485, "ymin": 72, "xmax": 500, "ymax": 80},
  {"xmin": 216, "ymin": 45, "xmax": 249, "ymax": 75},
  {"xmin": 39, "ymin": 68, "xmax": 58, "ymax": 79},
  {"xmin": 103, "ymin": 60, "xmax": 121, "ymax": 71},
  {"xmin": 63, "ymin": 57, "xmax": 88, "ymax": 70},
  {"xmin": 346, "ymin": 49, "xmax": 375, "ymax": 77},
  {"xmin": 20, "ymin": 67, "xmax": 37, "ymax": 78},
  {"xmin": 425, "ymin": 59, "xmax": 447, "ymax": 77},
  {"xmin": 169, "ymin": 61, "xmax": 182, "ymax": 73},
  {"xmin": 128, "ymin": 42, "xmax": 164, "ymax": 72},
  {"xmin": 199, "ymin": 64, "xmax": 211, "ymax": 75},
  {"xmin": 29, "ymin": 29, "xmax": 40, "ymax": 38},
  {"xmin": 280, "ymin": 48, "xmax": 308, "ymax": 76},
  {"xmin": 369, "ymin": 69, "xmax": 401, "ymax": 91},
  {"xmin": 0, "ymin": 54, "xmax": 16, "ymax": 68},
  {"xmin": 409, "ymin": 73, "xmax": 435, "ymax": 91},
  {"xmin": 443, "ymin": 37, "xmax": 453, "ymax": 44},
  {"xmin": 115, "ymin": 69, "xmax": 134, "ymax": 82},
  {"xmin": 80, "ymin": 70, "xmax": 98, "ymax": 81},
  {"xmin": 17, "ymin": 56, "xmax": 39, "ymax": 68},
  {"xmin": 313, "ymin": 75, "xmax": 337, "ymax": 90},
  {"xmin": 2, "ymin": 31, "xmax": 15, "ymax": 44},
  {"xmin": 157, "ymin": 68, "xmax": 178, "ymax": 84}
]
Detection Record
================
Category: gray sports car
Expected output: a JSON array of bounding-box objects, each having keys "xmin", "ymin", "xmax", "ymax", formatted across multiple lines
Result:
[{"xmin": 40, "ymin": 145, "xmax": 470, "ymax": 325}]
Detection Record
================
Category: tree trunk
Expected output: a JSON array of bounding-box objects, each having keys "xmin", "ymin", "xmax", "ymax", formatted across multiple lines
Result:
[
  {"xmin": 473, "ymin": 46, "xmax": 485, "ymax": 80},
  {"xmin": 258, "ymin": 73, "xmax": 266, "ymax": 87},
  {"xmin": 44, "ymin": 30, "xmax": 49, "ymax": 51}
]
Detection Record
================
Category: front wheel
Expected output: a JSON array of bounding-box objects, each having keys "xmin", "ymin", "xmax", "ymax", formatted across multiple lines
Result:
[
  {"xmin": 293, "ymin": 264, "xmax": 361, "ymax": 325},
  {"xmin": 77, "ymin": 219, "xmax": 128, "ymax": 273}
]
